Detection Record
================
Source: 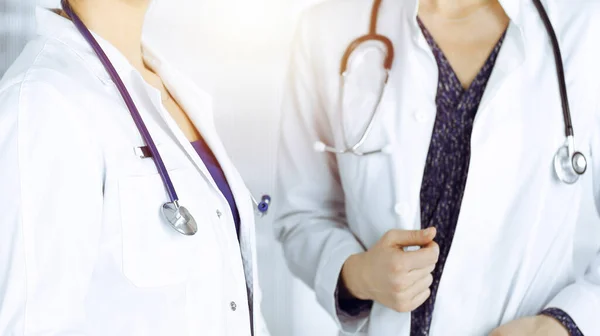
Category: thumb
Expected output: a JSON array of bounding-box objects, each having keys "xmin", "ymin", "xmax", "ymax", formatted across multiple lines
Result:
[{"xmin": 382, "ymin": 227, "xmax": 436, "ymax": 247}]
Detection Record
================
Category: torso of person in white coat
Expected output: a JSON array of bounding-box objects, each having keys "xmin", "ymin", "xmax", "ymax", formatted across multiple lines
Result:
[
  {"xmin": 0, "ymin": 2, "xmax": 269, "ymax": 336},
  {"xmin": 274, "ymin": 0, "xmax": 600, "ymax": 335}
]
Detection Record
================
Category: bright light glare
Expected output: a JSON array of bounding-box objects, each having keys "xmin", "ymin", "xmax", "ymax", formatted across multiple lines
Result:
[{"xmin": 147, "ymin": 0, "xmax": 295, "ymax": 64}]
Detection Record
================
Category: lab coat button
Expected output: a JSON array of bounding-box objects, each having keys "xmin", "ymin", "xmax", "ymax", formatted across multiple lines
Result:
[
  {"xmin": 394, "ymin": 203, "xmax": 409, "ymax": 216},
  {"xmin": 414, "ymin": 111, "xmax": 428, "ymax": 123},
  {"xmin": 230, "ymin": 301, "xmax": 237, "ymax": 311},
  {"xmin": 216, "ymin": 210, "xmax": 222, "ymax": 218}
]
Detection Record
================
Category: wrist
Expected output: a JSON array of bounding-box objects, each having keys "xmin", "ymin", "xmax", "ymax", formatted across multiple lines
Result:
[
  {"xmin": 536, "ymin": 315, "xmax": 570, "ymax": 336},
  {"xmin": 341, "ymin": 253, "xmax": 370, "ymax": 301}
]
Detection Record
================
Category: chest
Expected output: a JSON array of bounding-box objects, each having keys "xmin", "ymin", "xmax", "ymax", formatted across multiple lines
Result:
[
  {"xmin": 318, "ymin": 21, "xmax": 597, "ymax": 244},
  {"xmin": 417, "ymin": 5, "xmax": 510, "ymax": 89},
  {"xmin": 141, "ymin": 69, "xmax": 201, "ymax": 142},
  {"xmin": 73, "ymin": 76, "xmax": 255, "ymax": 282}
]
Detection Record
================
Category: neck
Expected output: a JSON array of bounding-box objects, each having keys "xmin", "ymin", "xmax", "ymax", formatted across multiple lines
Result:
[
  {"xmin": 65, "ymin": 0, "xmax": 150, "ymax": 70},
  {"xmin": 420, "ymin": 0, "xmax": 495, "ymax": 11}
]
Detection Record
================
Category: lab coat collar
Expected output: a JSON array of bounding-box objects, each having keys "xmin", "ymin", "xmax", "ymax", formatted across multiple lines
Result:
[
  {"xmin": 396, "ymin": 0, "xmax": 527, "ymax": 128},
  {"xmin": 35, "ymin": 7, "xmax": 149, "ymax": 85},
  {"xmin": 140, "ymin": 45, "xmax": 223, "ymax": 195},
  {"xmin": 35, "ymin": 7, "xmax": 225, "ymax": 201},
  {"xmin": 497, "ymin": 0, "xmax": 525, "ymax": 27},
  {"xmin": 402, "ymin": 0, "xmax": 526, "ymax": 34}
]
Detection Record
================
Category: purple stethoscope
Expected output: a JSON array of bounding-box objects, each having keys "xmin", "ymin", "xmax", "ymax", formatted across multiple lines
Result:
[{"xmin": 61, "ymin": 0, "xmax": 270, "ymax": 236}]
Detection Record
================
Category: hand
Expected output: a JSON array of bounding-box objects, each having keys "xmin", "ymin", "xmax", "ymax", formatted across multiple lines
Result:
[
  {"xmin": 489, "ymin": 316, "xmax": 569, "ymax": 336},
  {"xmin": 340, "ymin": 227, "xmax": 439, "ymax": 312}
]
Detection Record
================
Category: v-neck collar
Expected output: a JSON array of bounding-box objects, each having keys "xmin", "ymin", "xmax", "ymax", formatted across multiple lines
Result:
[{"xmin": 416, "ymin": 17, "xmax": 507, "ymax": 100}]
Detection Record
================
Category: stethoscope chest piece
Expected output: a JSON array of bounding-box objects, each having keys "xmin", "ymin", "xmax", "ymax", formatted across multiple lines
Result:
[
  {"xmin": 554, "ymin": 143, "xmax": 587, "ymax": 184},
  {"xmin": 162, "ymin": 201, "xmax": 198, "ymax": 236}
]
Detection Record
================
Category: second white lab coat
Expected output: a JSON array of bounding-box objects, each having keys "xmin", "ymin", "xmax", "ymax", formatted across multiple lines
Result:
[
  {"xmin": 0, "ymin": 8, "xmax": 269, "ymax": 336},
  {"xmin": 275, "ymin": 0, "xmax": 600, "ymax": 335}
]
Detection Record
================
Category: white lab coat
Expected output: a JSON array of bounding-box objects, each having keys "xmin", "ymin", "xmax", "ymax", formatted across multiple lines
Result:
[
  {"xmin": 0, "ymin": 8, "xmax": 269, "ymax": 336},
  {"xmin": 275, "ymin": 0, "xmax": 600, "ymax": 335}
]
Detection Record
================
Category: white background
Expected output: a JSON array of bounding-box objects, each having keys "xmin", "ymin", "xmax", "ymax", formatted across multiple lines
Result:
[{"xmin": 2, "ymin": 1, "xmax": 599, "ymax": 335}]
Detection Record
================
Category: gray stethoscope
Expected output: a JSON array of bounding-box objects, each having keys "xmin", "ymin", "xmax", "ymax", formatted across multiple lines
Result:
[
  {"xmin": 314, "ymin": 0, "xmax": 588, "ymax": 184},
  {"xmin": 62, "ymin": 0, "xmax": 271, "ymax": 236}
]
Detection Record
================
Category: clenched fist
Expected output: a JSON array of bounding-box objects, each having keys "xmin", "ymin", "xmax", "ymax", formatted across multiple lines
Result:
[{"xmin": 340, "ymin": 227, "xmax": 439, "ymax": 312}]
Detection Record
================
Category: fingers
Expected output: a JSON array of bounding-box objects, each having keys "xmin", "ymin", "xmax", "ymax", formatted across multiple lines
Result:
[
  {"xmin": 385, "ymin": 240, "xmax": 438, "ymax": 278},
  {"xmin": 391, "ymin": 287, "xmax": 432, "ymax": 313},
  {"xmin": 400, "ymin": 272, "xmax": 433, "ymax": 300},
  {"xmin": 389, "ymin": 264, "xmax": 435, "ymax": 301},
  {"xmin": 372, "ymin": 228, "xmax": 439, "ymax": 314},
  {"xmin": 382, "ymin": 227, "xmax": 436, "ymax": 247},
  {"xmin": 408, "ymin": 288, "xmax": 431, "ymax": 312},
  {"xmin": 401, "ymin": 241, "xmax": 440, "ymax": 270},
  {"xmin": 389, "ymin": 270, "xmax": 433, "ymax": 313},
  {"xmin": 405, "ymin": 264, "xmax": 436, "ymax": 285},
  {"xmin": 387, "ymin": 262, "xmax": 435, "ymax": 313}
]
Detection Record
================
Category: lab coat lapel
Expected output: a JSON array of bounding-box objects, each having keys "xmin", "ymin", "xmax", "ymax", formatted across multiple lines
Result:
[
  {"xmin": 474, "ymin": 0, "xmax": 526, "ymax": 125},
  {"xmin": 157, "ymin": 61, "xmax": 257, "ymax": 298},
  {"xmin": 163, "ymin": 68, "xmax": 256, "ymax": 230},
  {"xmin": 146, "ymin": 69, "xmax": 221, "ymax": 194},
  {"xmin": 172, "ymin": 76, "xmax": 258, "ymax": 321},
  {"xmin": 475, "ymin": 22, "xmax": 526, "ymax": 124},
  {"xmin": 186, "ymin": 109, "xmax": 257, "ymax": 296}
]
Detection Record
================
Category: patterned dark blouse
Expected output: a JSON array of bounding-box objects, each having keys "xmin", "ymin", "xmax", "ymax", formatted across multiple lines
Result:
[
  {"xmin": 337, "ymin": 19, "xmax": 583, "ymax": 336},
  {"xmin": 411, "ymin": 19, "xmax": 583, "ymax": 336}
]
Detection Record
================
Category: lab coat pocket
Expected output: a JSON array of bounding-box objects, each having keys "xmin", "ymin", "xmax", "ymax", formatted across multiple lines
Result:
[
  {"xmin": 118, "ymin": 168, "xmax": 203, "ymax": 288},
  {"xmin": 336, "ymin": 98, "xmax": 396, "ymax": 216}
]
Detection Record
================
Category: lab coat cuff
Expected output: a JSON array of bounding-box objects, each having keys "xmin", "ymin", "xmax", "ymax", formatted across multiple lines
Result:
[
  {"xmin": 545, "ymin": 282, "xmax": 600, "ymax": 336},
  {"xmin": 315, "ymin": 241, "xmax": 369, "ymax": 335}
]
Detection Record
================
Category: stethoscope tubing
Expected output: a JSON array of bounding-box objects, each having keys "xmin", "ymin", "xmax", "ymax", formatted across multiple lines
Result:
[
  {"xmin": 532, "ymin": 0, "xmax": 574, "ymax": 138},
  {"xmin": 61, "ymin": 0, "xmax": 179, "ymax": 204},
  {"xmin": 327, "ymin": 0, "xmax": 582, "ymax": 162}
]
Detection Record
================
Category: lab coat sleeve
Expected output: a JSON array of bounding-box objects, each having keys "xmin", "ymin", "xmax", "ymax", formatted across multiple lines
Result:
[
  {"xmin": 0, "ymin": 81, "xmax": 103, "ymax": 335},
  {"xmin": 544, "ymin": 108, "xmax": 600, "ymax": 336},
  {"xmin": 273, "ymin": 12, "xmax": 369, "ymax": 334}
]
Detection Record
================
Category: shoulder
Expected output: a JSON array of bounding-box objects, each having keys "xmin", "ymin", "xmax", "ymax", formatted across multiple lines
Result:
[
  {"xmin": 0, "ymin": 35, "xmax": 108, "ymax": 130},
  {"xmin": 546, "ymin": 0, "xmax": 600, "ymax": 12},
  {"xmin": 544, "ymin": 0, "xmax": 600, "ymax": 33},
  {"xmin": 1, "ymin": 33, "xmax": 105, "ymax": 103},
  {"xmin": 292, "ymin": 0, "xmax": 376, "ymax": 70},
  {"xmin": 522, "ymin": 0, "xmax": 600, "ymax": 82},
  {"xmin": 547, "ymin": 0, "xmax": 600, "ymax": 79},
  {"xmin": 297, "ymin": 0, "xmax": 374, "ymax": 36},
  {"xmin": 301, "ymin": 0, "xmax": 371, "ymax": 20},
  {"xmin": 295, "ymin": 0, "xmax": 377, "ymax": 42},
  {"xmin": 0, "ymin": 38, "xmax": 100, "ymax": 148}
]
